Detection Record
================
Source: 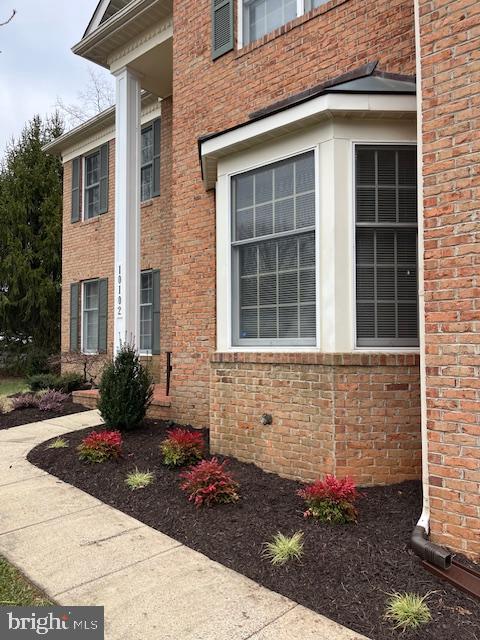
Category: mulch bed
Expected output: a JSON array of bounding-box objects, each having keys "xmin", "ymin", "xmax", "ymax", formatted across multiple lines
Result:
[
  {"xmin": 28, "ymin": 420, "xmax": 479, "ymax": 640},
  {"xmin": 0, "ymin": 399, "xmax": 89, "ymax": 430}
]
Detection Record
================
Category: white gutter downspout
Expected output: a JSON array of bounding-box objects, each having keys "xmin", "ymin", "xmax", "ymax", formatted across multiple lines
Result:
[
  {"xmin": 414, "ymin": 0, "xmax": 429, "ymax": 533},
  {"xmin": 410, "ymin": 1, "xmax": 452, "ymax": 569}
]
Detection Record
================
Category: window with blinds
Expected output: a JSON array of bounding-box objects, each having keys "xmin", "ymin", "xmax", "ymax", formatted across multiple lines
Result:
[
  {"xmin": 355, "ymin": 145, "xmax": 419, "ymax": 347},
  {"xmin": 232, "ymin": 151, "xmax": 316, "ymax": 346}
]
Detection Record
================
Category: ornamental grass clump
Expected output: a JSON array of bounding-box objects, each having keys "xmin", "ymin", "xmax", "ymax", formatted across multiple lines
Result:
[
  {"xmin": 77, "ymin": 430, "xmax": 122, "ymax": 463},
  {"xmin": 125, "ymin": 468, "xmax": 154, "ymax": 490},
  {"xmin": 180, "ymin": 458, "xmax": 239, "ymax": 507},
  {"xmin": 47, "ymin": 437, "xmax": 69, "ymax": 449},
  {"xmin": 160, "ymin": 428, "xmax": 205, "ymax": 467},
  {"xmin": 297, "ymin": 474, "xmax": 361, "ymax": 524},
  {"xmin": 97, "ymin": 343, "xmax": 153, "ymax": 431},
  {"xmin": 385, "ymin": 592, "xmax": 432, "ymax": 630},
  {"xmin": 263, "ymin": 532, "xmax": 304, "ymax": 566}
]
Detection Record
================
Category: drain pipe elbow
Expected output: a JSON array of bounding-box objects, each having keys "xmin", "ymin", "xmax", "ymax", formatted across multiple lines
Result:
[{"xmin": 411, "ymin": 525, "xmax": 453, "ymax": 570}]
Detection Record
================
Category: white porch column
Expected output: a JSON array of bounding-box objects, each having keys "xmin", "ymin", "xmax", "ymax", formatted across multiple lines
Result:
[{"xmin": 113, "ymin": 67, "xmax": 141, "ymax": 353}]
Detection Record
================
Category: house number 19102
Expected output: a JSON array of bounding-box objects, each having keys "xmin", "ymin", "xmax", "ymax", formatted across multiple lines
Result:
[{"xmin": 117, "ymin": 264, "xmax": 122, "ymax": 318}]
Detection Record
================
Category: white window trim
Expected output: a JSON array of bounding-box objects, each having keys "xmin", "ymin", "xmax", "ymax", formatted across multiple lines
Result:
[
  {"xmin": 82, "ymin": 148, "xmax": 101, "ymax": 221},
  {"xmin": 238, "ymin": 0, "xmax": 322, "ymax": 48},
  {"xmin": 350, "ymin": 139, "xmax": 420, "ymax": 352},
  {"xmin": 219, "ymin": 145, "xmax": 321, "ymax": 351},
  {"xmin": 81, "ymin": 279, "xmax": 100, "ymax": 355}
]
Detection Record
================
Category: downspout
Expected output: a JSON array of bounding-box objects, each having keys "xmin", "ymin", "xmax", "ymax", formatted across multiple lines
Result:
[{"xmin": 411, "ymin": 0, "xmax": 452, "ymax": 570}]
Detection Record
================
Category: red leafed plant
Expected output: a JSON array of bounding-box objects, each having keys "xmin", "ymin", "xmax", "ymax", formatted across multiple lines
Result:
[
  {"xmin": 160, "ymin": 428, "xmax": 205, "ymax": 468},
  {"xmin": 180, "ymin": 458, "xmax": 239, "ymax": 507},
  {"xmin": 297, "ymin": 475, "xmax": 362, "ymax": 524},
  {"xmin": 77, "ymin": 430, "xmax": 122, "ymax": 463}
]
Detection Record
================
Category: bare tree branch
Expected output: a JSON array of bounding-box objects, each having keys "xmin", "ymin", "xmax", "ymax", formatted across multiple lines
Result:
[
  {"xmin": 0, "ymin": 9, "xmax": 16, "ymax": 27},
  {"xmin": 55, "ymin": 68, "xmax": 114, "ymax": 129}
]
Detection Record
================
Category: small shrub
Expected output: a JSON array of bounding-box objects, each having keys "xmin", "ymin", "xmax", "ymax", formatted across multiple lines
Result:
[
  {"xmin": 27, "ymin": 372, "xmax": 83, "ymax": 394},
  {"xmin": 27, "ymin": 373, "xmax": 60, "ymax": 393},
  {"xmin": 77, "ymin": 430, "xmax": 122, "ymax": 463},
  {"xmin": 297, "ymin": 474, "xmax": 361, "ymax": 524},
  {"xmin": 263, "ymin": 532, "xmax": 304, "ymax": 566},
  {"xmin": 47, "ymin": 437, "xmax": 69, "ymax": 449},
  {"xmin": 97, "ymin": 343, "xmax": 153, "ymax": 431},
  {"xmin": 11, "ymin": 393, "xmax": 39, "ymax": 410},
  {"xmin": 37, "ymin": 389, "xmax": 68, "ymax": 412},
  {"xmin": 385, "ymin": 592, "xmax": 432, "ymax": 630},
  {"xmin": 180, "ymin": 458, "xmax": 239, "ymax": 508},
  {"xmin": 160, "ymin": 428, "xmax": 205, "ymax": 467},
  {"xmin": 56, "ymin": 373, "xmax": 84, "ymax": 394},
  {"xmin": 125, "ymin": 468, "xmax": 154, "ymax": 490}
]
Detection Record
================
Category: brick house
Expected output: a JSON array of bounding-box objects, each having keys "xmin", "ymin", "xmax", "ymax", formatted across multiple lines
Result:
[{"xmin": 45, "ymin": 0, "xmax": 479, "ymax": 560}]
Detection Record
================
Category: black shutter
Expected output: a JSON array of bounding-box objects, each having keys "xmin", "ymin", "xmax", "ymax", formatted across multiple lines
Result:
[
  {"xmin": 212, "ymin": 0, "xmax": 234, "ymax": 60},
  {"xmin": 71, "ymin": 158, "xmax": 81, "ymax": 222},
  {"xmin": 153, "ymin": 119, "xmax": 161, "ymax": 197},
  {"xmin": 152, "ymin": 270, "xmax": 160, "ymax": 355},
  {"xmin": 355, "ymin": 146, "xmax": 418, "ymax": 347},
  {"xmin": 98, "ymin": 278, "xmax": 108, "ymax": 353},
  {"xmin": 70, "ymin": 283, "xmax": 80, "ymax": 352},
  {"xmin": 99, "ymin": 143, "xmax": 109, "ymax": 214}
]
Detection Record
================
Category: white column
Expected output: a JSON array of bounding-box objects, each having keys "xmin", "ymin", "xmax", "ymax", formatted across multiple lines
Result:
[{"xmin": 113, "ymin": 67, "xmax": 141, "ymax": 353}]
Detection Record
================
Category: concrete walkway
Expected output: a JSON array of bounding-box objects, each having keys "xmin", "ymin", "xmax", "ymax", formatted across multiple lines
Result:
[{"xmin": 0, "ymin": 412, "xmax": 368, "ymax": 640}]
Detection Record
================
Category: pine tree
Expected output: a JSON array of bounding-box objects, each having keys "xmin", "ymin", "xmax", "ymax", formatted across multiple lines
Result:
[{"xmin": 0, "ymin": 114, "xmax": 64, "ymax": 371}]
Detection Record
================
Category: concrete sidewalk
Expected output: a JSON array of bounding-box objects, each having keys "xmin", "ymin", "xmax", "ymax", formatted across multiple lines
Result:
[{"xmin": 0, "ymin": 412, "xmax": 368, "ymax": 640}]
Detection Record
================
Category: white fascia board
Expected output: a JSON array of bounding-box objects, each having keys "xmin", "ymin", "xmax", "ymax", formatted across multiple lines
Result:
[{"xmin": 200, "ymin": 93, "xmax": 416, "ymax": 189}]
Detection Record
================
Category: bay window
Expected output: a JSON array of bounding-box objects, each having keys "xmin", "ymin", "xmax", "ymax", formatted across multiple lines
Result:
[{"xmin": 232, "ymin": 151, "xmax": 316, "ymax": 346}]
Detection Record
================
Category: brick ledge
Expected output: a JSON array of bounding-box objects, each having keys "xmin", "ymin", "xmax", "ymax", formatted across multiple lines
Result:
[{"xmin": 211, "ymin": 352, "xmax": 420, "ymax": 366}]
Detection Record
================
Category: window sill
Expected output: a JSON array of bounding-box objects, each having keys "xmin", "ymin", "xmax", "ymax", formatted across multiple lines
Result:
[
  {"xmin": 235, "ymin": 0, "xmax": 350, "ymax": 59},
  {"xmin": 139, "ymin": 352, "xmax": 153, "ymax": 357},
  {"xmin": 141, "ymin": 199, "xmax": 154, "ymax": 209}
]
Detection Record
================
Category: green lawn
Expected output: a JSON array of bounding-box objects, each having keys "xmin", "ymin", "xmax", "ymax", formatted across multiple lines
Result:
[
  {"xmin": 0, "ymin": 556, "xmax": 53, "ymax": 606},
  {"xmin": 0, "ymin": 377, "xmax": 27, "ymax": 398}
]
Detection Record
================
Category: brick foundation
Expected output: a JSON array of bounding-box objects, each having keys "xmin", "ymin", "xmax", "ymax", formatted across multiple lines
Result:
[{"xmin": 210, "ymin": 353, "xmax": 421, "ymax": 485}]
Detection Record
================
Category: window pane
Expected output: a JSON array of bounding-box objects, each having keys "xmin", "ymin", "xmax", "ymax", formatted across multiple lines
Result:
[
  {"xmin": 245, "ymin": 0, "xmax": 297, "ymax": 44},
  {"xmin": 233, "ymin": 152, "xmax": 316, "ymax": 345},
  {"xmin": 141, "ymin": 272, "xmax": 153, "ymax": 304},
  {"xmin": 85, "ymin": 152, "xmax": 99, "ymax": 187},
  {"xmin": 141, "ymin": 166, "xmax": 153, "ymax": 202},
  {"xmin": 85, "ymin": 185, "xmax": 100, "ymax": 219},
  {"xmin": 355, "ymin": 147, "xmax": 418, "ymax": 346},
  {"xmin": 141, "ymin": 126, "xmax": 153, "ymax": 165},
  {"xmin": 236, "ymin": 233, "xmax": 315, "ymax": 344}
]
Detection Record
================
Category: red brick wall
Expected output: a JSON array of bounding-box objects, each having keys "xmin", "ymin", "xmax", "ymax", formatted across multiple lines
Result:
[
  {"xmin": 61, "ymin": 98, "xmax": 173, "ymax": 387},
  {"xmin": 419, "ymin": 0, "xmax": 480, "ymax": 559},
  {"xmin": 210, "ymin": 353, "xmax": 421, "ymax": 485},
  {"xmin": 171, "ymin": 0, "xmax": 417, "ymax": 425}
]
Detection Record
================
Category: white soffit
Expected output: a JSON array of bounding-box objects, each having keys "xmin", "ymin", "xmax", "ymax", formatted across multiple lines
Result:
[{"xmin": 200, "ymin": 93, "xmax": 417, "ymax": 190}]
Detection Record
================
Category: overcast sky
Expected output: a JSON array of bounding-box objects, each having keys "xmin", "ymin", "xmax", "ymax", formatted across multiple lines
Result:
[{"xmin": 0, "ymin": 0, "xmax": 113, "ymax": 155}]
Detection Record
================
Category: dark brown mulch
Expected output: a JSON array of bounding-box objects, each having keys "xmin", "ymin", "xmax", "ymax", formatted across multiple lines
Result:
[
  {"xmin": 0, "ymin": 400, "xmax": 89, "ymax": 430},
  {"xmin": 28, "ymin": 420, "xmax": 480, "ymax": 640}
]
